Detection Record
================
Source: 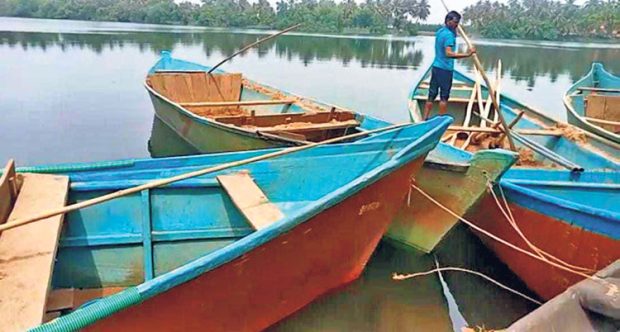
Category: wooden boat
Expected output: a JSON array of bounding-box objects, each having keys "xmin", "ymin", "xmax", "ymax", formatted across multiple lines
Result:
[
  {"xmin": 144, "ymin": 51, "xmax": 387, "ymax": 153},
  {"xmin": 408, "ymin": 64, "xmax": 620, "ymax": 300},
  {"xmin": 145, "ymin": 51, "xmax": 518, "ymax": 254},
  {"xmin": 1, "ymin": 118, "xmax": 451, "ymax": 331},
  {"xmin": 564, "ymin": 62, "xmax": 620, "ymax": 144},
  {"xmin": 386, "ymin": 144, "xmax": 516, "ymax": 252}
]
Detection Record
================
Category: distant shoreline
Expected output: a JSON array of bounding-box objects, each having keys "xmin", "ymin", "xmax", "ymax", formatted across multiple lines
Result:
[{"xmin": 1, "ymin": 16, "xmax": 617, "ymax": 45}]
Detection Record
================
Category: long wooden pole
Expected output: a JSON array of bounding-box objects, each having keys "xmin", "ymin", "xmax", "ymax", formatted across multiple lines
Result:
[
  {"xmin": 0, "ymin": 122, "xmax": 409, "ymax": 234},
  {"xmin": 208, "ymin": 24, "xmax": 302, "ymax": 74},
  {"xmin": 439, "ymin": 0, "xmax": 516, "ymax": 151}
]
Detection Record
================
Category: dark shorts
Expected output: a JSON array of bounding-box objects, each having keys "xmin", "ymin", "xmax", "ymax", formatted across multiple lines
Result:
[{"xmin": 428, "ymin": 66, "xmax": 453, "ymax": 102}]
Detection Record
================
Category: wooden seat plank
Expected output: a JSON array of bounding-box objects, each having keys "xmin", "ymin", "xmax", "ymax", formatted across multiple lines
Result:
[
  {"xmin": 257, "ymin": 119, "xmax": 360, "ymax": 133},
  {"xmin": 217, "ymin": 172, "xmax": 283, "ymax": 230},
  {"xmin": 0, "ymin": 173, "xmax": 69, "ymax": 331},
  {"xmin": 413, "ymin": 95, "xmax": 489, "ymax": 104}
]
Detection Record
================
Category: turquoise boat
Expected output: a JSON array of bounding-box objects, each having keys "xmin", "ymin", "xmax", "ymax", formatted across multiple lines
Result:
[
  {"xmin": 564, "ymin": 62, "xmax": 620, "ymax": 144},
  {"xmin": 0, "ymin": 118, "xmax": 450, "ymax": 331},
  {"xmin": 409, "ymin": 64, "xmax": 620, "ymax": 300},
  {"xmin": 145, "ymin": 51, "xmax": 518, "ymax": 254}
]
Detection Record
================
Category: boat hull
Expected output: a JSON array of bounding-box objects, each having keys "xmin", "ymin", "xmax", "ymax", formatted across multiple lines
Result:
[
  {"xmin": 466, "ymin": 190, "xmax": 620, "ymax": 300},
  {"xmin": 80, "ymin": 157, "xmax": 425, "ymax": 331},
  {"xmin": 148, "ymin": 92, "xmax": 285, "ymax": 153},
  {"xmin": 386, "ymin": 149, "xmax": 516, "ymax": 252}
]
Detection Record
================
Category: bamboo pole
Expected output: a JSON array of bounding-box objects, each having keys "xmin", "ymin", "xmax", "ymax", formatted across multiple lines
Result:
[
  {"xmin": 492, "ymin": 60, "xmax": 503, "ymax": 123},
  {"xmin": 0, "ymin": 122, "xmax": 409, "ymax": 234},
  {"xmin": 439, "ymin": 0, "xmax": 516, "ymax": 151},
  {"xmin": 208, "ymin": 24, "xmax": 301, "ymax": 74}
]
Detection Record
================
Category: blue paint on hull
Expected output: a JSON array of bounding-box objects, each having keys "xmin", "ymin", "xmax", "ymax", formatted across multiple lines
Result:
[{"xmin": 23, "ymin": 118, "xmax": 451, "ymax": 314}]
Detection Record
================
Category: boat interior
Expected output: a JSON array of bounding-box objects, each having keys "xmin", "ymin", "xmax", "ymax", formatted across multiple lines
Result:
[
  {"xmin": 0, "ymin": 160, "xmax": 275, "ymax": 323},
  {"xmin": 146, "ymin": 71, "xmax": 362, "ymax": 142},
  {"xmin": 412, "ymin": 70, "xmax": 620, "ymax": 170},
  {"xmin": 0, "ymin": 125, "xmax": 424, "ymax": 325},
  {"xmin": 573, "ymin": 88, "xmax": 620, "ymax": 134}
]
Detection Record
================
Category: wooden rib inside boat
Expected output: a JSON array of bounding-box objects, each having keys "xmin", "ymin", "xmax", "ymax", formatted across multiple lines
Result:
[{"xmin": 146, "ymin": 71, "xmax": 361, "ymax": 142}]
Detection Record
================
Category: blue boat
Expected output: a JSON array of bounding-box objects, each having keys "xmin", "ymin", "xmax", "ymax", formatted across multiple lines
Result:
[
  {"xmin": 564, "ymin": 62, "xmax": 620, "ymax": 144},
  {"xmin": 409, "ymin": 64, "xmax": 620, "ymax": 300},
  {"xmin": 143, "ymin": 52, "xmax": 519, "ymax": 254},
  {"xmin": 0, "ymin": 118, "xmax": 450, "ymax": 331}
]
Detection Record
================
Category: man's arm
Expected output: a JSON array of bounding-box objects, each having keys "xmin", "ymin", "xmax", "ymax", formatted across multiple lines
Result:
[{"xmin": 445, "ymin": 46, "xmax": 476, "ymax": 59}]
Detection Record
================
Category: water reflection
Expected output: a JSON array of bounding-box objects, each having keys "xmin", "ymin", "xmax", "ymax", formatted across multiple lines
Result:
[
  {"xmin": 435, "ymin": 224, "xmax": 538, "ymax": 330},
  {"xmin": 0, "ymin": 30, "xmax": 423, "ymax": 70},
  {"xmin": 269, "ymin": 241, "xmax": 454, "ymax": 332},
  {"xmin": 2, "ymin": 27, "xmax": 618, "ymax": 86},
  {"xmin": 148, "ymin": 116, "xmax": 199, "ymax": 158},
  {"xmin": 465, "ymin": 44, "xmax": 620, "ymax": 86}
]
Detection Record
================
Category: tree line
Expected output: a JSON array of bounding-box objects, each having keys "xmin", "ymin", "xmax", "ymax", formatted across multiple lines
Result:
[
  {"xmin": 464, "ymin": 0, "xmax": 619, "ymax": 40},
  {"xmin": 0, "ymin": 0, "xmax": 433, "ymax": 35}
]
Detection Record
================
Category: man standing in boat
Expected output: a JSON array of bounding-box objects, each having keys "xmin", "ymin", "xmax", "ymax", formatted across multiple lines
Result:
[{"xmin": 424, "ymin": 11, "xmax": 476, "ymax": 119}]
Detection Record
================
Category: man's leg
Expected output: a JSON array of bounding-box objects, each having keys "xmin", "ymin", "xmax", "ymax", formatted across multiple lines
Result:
[
  {"xmin": 423, "ymin": 101, "xmax": 434, "ymax": 120},
  {"xmin": 425, "ymin": 67, "xmax": 440, "ymax": 120},
  {"xmin": 438, "ymin": 100, "xmax": 448, "ymax": 115},
  {"xmin": 438, "ymin": 68, "xmax": 454, "ymax": 116}
]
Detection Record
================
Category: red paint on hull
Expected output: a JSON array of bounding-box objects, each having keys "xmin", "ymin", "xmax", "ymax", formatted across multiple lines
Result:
[
  {"xmin": 468, "ymin": 195, "xmax": 620, "ymax": 300},
  {"xmin": 86, "ymin": 158, "xmax": 425, "ymax": 331}
]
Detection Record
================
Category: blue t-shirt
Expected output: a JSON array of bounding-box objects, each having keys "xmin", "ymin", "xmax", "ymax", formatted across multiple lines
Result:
[{"xmin": 432, "ymin": 26, "xmax": 457, "ymax": 71}]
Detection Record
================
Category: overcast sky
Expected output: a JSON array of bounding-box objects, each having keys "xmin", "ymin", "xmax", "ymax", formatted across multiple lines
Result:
[{"xmin": 180, "ymin": 0, "xmax": 587, "ymax": 24}]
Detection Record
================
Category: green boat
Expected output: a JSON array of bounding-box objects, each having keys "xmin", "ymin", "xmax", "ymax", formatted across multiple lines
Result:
[
  {"xmin": 144, "ymin": 51, "xmax": 380, "ymax": 153},
  {"xmin": 564, "ymin": 62, "xmax": 620, "ymax": 144}
]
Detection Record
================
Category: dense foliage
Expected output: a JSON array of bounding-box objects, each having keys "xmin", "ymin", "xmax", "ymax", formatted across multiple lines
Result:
[
  {"xmin": 464, "ymin": 0, "xmax": 620, "ymax": 40},
  {"xmin": 0, "ymin": 0, "xmax": 432, "ymax": 35}
]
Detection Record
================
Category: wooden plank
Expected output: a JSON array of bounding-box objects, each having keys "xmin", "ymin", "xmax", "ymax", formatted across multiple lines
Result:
[
  {"xmin": 586, "ymin": 94, "xmax": 620, "ymax": 132},
  {"xmin": 258, "ymin": 130, "xmax": 311, "ymax": 144},
  {"xmin": 46, "ymin": 287, "xmax": 125, "ymax": 312},
  {"xmin": 413, "ymin": 95, "xmax": 488, "ymax": 104},
  {"xmin": 217, "ymin": 172, "xmax": 283, "ymax": 230},
  {"xmin": 258, "ymin": 120, "xmax": 360, "ymax": 133},
  {"xmin": 0, "ymin": 173, "xmax": 69, "ymax": 331},
  {"xmin": 180, "ymin": 99, "xmax": 296, "ymax": 107},
  {"xmin": 45, "ymin": 288, "xmax": 74, "ymax": 311},
  {"xmin": 148, "ymin": 72, "xmax": 242, "ymax": 103},
  {"xmin": 577, "ymin": 87, "xmax": 620, "ymax": 93},
  {"xmin": 0, "ymin": 160, "xmax": 18, "ymax": 225}
]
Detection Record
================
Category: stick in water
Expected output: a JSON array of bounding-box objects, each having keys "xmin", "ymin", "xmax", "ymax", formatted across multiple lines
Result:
[{"xmin": 208, "ymin": 24, "xmax": 302, "ymax": 74}]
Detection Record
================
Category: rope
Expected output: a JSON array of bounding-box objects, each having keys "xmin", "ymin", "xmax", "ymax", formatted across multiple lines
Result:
[
  {"xmin": 408, "ymin": 181, "xmax": 617, "ymax": 295},
  {"xmin": 490, "ymin": 181, "xmax": 594, "ymax": 273},
  {"xmin": 393, "ymin": 267, "xmax": 542, "ymax": 305}
]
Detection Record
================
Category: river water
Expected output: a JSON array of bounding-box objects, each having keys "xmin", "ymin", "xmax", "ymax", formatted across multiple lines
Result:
[{"xmin": 1, "ymin": 16, "xmax": 617, "ymax": 331}]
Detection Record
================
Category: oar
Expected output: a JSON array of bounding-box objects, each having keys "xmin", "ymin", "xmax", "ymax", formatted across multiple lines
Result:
[
  {"xmin": 208, "ymin": 24, "xmax": 301, "ymax": 74},
  {"xmin": 0, "ymin": 122, "xmax": 410, "ymax": 234},
  {"xmin": 439, "ymin": 0, "xmax": 516, "ymax": 151}
]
